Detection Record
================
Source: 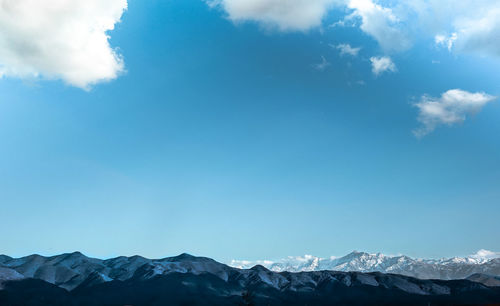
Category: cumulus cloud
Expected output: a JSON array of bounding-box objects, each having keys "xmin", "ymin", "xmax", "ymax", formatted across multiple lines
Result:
[
  {"xmin": 347, "ymin": 0, "xmax": 411, "ymax": 52},
  {"xmin": 413, "ymin": 89, "xmax": 496, "ymax": 137},
  {"xmin": 335, "ymin": 43, "xmax": 361, "ymax": 56},
  {"xmin": 470, "ymin": 249, "xmax": 500, "ymax": 261},
  {"xmin": 207, "ymin": 0, "xmax": 412, "ymax": 50},
  {"xmin": 206, "ymin": 0, "xmax": 341, "ymax": 31},
  {"xmin": 370, "ymin": 56, "xmax": 396, "ymax": 76},
  {"xmin": 207, "ymin": 0, "xmax": 500, "ymax": 59},
  {"xmin": 0, "ymin": 0, "xmax": 127, "ymax": 89},
  {"xmin": 207, "ymin": 0, "xmax": 412, "ymax": 51}
]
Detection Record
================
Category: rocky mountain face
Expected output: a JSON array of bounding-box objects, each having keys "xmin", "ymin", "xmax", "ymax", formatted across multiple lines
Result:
[
  {"xmin": 0, "ymin": 252, "xmax": 499, "ymax": 305},
  {"xmin": 230, "ymin": 250, "xmax": 500, "ymax": 280}
]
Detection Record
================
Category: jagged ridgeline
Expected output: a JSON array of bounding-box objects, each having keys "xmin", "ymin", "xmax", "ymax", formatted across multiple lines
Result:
[
  {"xmin": 0, "ymin": 252, "xmax": 500, "ymax": 305},
  {"xmin": 231, "ymin": 250, "xmax": 500, "ymax": 279}
]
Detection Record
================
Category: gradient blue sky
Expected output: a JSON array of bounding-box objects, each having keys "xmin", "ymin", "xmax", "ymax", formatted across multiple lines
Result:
[{"xmin": 0, "ymin": 0, "xmax": 499, "ymax": 262}]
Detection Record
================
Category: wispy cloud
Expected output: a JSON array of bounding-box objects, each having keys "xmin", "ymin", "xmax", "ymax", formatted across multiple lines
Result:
[
  {"xmin": 0, "ymin": 0, "xmax": 127, "ymax": 90},
  {"xmin": 335, "ymin": 43, "xmax": 361, "ymax": 56},
  {"xmin": 413, "ymin": 89, "xmax": 496, "ymax": 137},
  {"xmin": 313, "ymin": 56, "xmax": 331, "ymax": 71},
  {"xmin": 370, "ymin": 56, "xmax": 397, "ymax": 76}
]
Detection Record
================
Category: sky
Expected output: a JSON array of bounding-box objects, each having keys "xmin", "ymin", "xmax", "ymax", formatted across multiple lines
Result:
[{"xmin": 0, "ymin": 0, "xmax": 499, "ymax": 263}]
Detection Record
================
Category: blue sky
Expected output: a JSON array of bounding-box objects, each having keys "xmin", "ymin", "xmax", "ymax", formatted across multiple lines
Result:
[{"xmin": 0, "ymin": 0, "xmax": 499, "ymax": 262}]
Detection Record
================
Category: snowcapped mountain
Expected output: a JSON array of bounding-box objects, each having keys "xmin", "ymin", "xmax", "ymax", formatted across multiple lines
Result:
[
  {"xmin": 0, "ymin": 250, "xmax": 499, "ymax": 293},
  {"xmin": 1, "ymin": 252, "xmax": 500, "ymax": 305},
  {"xmin": 0, "ymin": 252, "xmax": 230, "ymax": 290},
  {"xmin": 229, "ymin": 250, "xmax": 500, "ymax": 280}
]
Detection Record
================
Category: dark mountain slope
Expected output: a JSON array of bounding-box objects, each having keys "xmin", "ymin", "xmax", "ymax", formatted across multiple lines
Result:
[
  {"xmin": 1, "ymin": 269, "xmax": 500, "ymax": 305},
  {"xmin": 467, "ymin": 273, "xmax": 500, "ymax": 287},
  {"xmin": 1, "ymin": 253, "xmax": 500, "ymax": 305}
]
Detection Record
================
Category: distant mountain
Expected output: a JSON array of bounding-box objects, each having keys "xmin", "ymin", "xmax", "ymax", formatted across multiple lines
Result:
[
  {"xmin": 1, "ymin": 252, "xmax": 500, "ymax": 305},
  {"xmin": 230, "ymin": 250, "xmax": 500, "ymax": 280}
]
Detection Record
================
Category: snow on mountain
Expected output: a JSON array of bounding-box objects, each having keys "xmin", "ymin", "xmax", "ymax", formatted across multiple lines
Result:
[
  {"xmin": 1, "ymin": 260, "xmax": 498, "ymax": 304},
  {"xmin": 469, "ymin": 249, "xmax": 500, "ymax": 262},
  {"xmin": 0, "ymin": 252, "xmax": 235, "ymax": 290},
  {"xmin": 229, "ymin": 250, "xmax": 500, "ymax": 280},
  {"xmin": 1, "ymin": 250, "xmax": 499, "ymax": 291}
]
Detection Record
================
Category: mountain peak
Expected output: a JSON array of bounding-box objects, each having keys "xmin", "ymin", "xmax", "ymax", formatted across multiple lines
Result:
[
  {"xmin": 250, "ymin": 264, "xmax": 269, "ymax": 272},
  {"xmin": 168, "ymin": 253, "xmax": 198, "ymax": 261},
  {"xmin": 178, "ymin": 252, "xmax": 195, "ymax": 258},
  {"xmin": 65, "ymin": 251, "xmax": 85, "ymax": 258},
  {"xmin": 229, "ymin": 250, "xmax": 500, "ymax": 278},
  {"xmin": 344, "ymin": 250, "xmax": 369, "ymax": 258},
  {"xmin": 0, "ymin": 255, "xmax": 12, "ymax": 263},
  {"xmin": 1, "ymin": 256, "xmax": 499, "ymax": 305}
]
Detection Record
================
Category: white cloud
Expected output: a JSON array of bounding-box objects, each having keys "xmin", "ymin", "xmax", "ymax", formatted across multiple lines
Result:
[
  {"xmin": 413, "ymin": 89, "xmax": 496, "ymax": 137},
  {"xmin": 347, "ymin": 0, "xmax": 411, "ymax": 52},
  {"xmin": 206, "ymin": 0, "xmax": 341, "ymax": 31},
  {"xmin": 335, "ymin": 43, "xmax": 361, "ymax": 56},
  {"xmin": 229, "ymin": 259, "xmax": 274, "ymax": 269},
  {"xmin": 329, "ymin": 19, "xmax": 346, "ymax": 28},
  {"xmin": 207, "ymin": 0, "xmax": 500, "ymax": 59},
  {"xmin": 435, "ymin": 33, "xmax": 457, "ymax": 51},
  {"xmin": 370, "ymin": 56, "xmax": 396, "ymax": 76},
  {"xmin": 354, "ymin": 0, "xmax": 500, "ymax": 57},
  {"xmin": 470, "ymin": 249, "xmax": 500, "ymax": 261},
  {"xmin": 451, "ymin": 7, "xmax": 500, "ymax": 57},
  {"xmin": 313, "ymin": 56, "xmax": 331, "ymax": 71},
  {"xmin": 0, "ymin": 0, "xmax": 127, "ymax": 89},
  {"xmin": 412, "ymin": 0, "xmax": 500, "ymax": 57},
  {"xmin": 207, "ymin": 0, "xmax": 413, "ymax": 52}
]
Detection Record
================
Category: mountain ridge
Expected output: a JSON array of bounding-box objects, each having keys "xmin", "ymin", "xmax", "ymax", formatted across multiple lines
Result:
[
  {"xmin": 1, "ymin": 250, "xmax": 499, "ymax": 291},
  {"xmin": 230, "ymin": 250, "xmax": 500, "ymax": 280},
  {"xmin": 1, "ymin": 252, "xmax": 500, "ymax": 305}
]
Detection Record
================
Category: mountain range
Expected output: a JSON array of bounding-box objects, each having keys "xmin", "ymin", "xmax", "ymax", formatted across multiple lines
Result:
[
  {"xmin": 230, "ymin": 249, "xmax": 500, "ymax": 280},
  {"xmin": 1, "ymin": 251, "xmax": 500, "ymax": 305}
]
